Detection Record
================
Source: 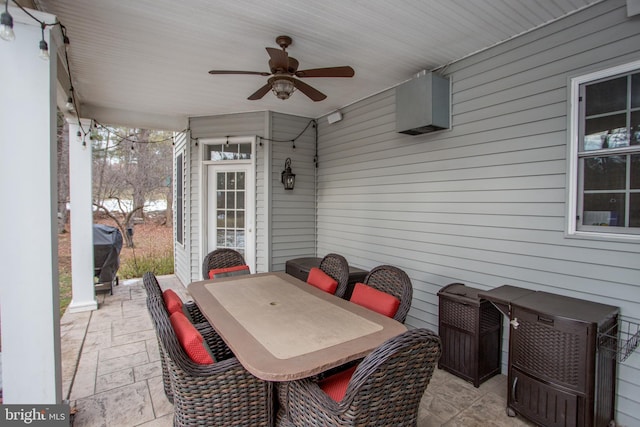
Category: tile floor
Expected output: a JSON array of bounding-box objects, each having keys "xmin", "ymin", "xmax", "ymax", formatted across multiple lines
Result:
[{"xmin": 60, "ymin": 275, "xmax": 535, "ymax": 427}]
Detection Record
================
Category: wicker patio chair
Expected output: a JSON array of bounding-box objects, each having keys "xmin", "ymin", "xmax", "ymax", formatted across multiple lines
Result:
[
  {"xmin": 143, "ymin": 271, "xmax": 206, "ymax": 324},
  {"xmin": 358, "ymin": 265, "xmax": 413, "ymax": 323},
  {"xmin": 276, "ymin": 328, "xmax": 441, "ymax": 427},
  {"xmin": 147, "ymin": 296, "xmax": 274, "ymax": 427},
  {"xmin": 318, "ymin": 253, "xmax": 350, "ymax": 298},
  {"xmin": 202, "ymin": 248, "xmax": 247, "ymax": 279}
]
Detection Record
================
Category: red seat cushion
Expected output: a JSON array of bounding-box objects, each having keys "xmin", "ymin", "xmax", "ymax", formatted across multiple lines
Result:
[
  {"xmin": 306, "ymin": 267, "xmax": 339, "ymax": 294},
  {"xmin": 162, "ymin": 289, "xmax": 183, "ymax": 315},
  {"xmin": 208, "ymin": 264, "xmax": 251, "ymax": 280},
  {"xmin": 169, "ymin": 311, "xmax": 214, "ymax": 365},
  {"xmin": 350, "ymin": 283, "xmax": 401, "ymax": 318},
  {"xmin": 319, "ymin": 365, "xmax": 357, "ymax": 401}
]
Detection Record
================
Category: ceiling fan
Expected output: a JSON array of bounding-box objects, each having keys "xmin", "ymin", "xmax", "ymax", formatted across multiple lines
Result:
[{"xmin": 208, "ymin": 35, "xmax": 355, "ymax": 102}]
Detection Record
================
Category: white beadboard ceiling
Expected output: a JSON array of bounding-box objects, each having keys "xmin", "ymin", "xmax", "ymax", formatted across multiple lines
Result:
[{"xmin": 31, "ymin": 0, "xmax": 602, "ymax": 129}]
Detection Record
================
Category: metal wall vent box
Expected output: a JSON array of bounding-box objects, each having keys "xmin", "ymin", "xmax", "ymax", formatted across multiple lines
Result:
[{"xmin": 395, "ymin": 71, "xmax": 450, "ymax": 135}]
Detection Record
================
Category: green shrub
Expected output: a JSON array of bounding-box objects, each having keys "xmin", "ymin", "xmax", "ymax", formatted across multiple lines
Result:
[{"xmin": 118, "ymin": 249, "xmax": 174, "ymax": 278}]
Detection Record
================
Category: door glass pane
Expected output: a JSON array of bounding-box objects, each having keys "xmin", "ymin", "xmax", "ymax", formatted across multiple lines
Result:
[
  {"xmin": 215, "ymin": 171, "xmax": 247, "ymax": 252},
  {"xmin": 585, "ymin": 76, "xmax": 627, "ymax": 116},
  {"xmin": 216, "ymin": 191, "xmax": 224, "ymax": 209},
  {"xmin": 237, "ymin": 191, "xmax": 245, "ymax": 209},
  {"xmin": 236, "ymin": 211, "xmax": 245, "ymax": 228},
  {"xmin": 583, "ymin": 156, "xmax": 626, "ymax": 190},
  {"xmin": 583, "ymin": 193, "xmax": 625, "ymax": 227}
]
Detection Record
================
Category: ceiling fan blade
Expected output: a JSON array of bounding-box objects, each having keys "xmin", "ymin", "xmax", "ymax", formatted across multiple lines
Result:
[
  {"xmin": 266, "ymin": 47, "xmax": 289, "ymax": 72},
  {"xmin": 295, "ymin": 66, "xmax": 355, "ymax": 78},
  {"xmin": 209, "ymin": 70, "xmax": 270, "ymax": 76},
  {"xmin": 292, "ymin": 79, "xmax": 326, "ymax": 101},
  {"xmin": 248, "ymin": 83, "xmax": 272, "ymax": 100}
]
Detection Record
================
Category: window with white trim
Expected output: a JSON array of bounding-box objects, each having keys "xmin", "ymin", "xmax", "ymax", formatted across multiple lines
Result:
[
  {"xmin": 569, "ymin": 62, "xmax": 640, "ymax": 237},
  {"xmin": 176, "ymin": 152, "xmax": 185, "ymax": 245}
]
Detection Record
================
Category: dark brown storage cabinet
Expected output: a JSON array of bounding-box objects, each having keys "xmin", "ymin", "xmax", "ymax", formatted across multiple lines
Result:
[
  {"xmin": 437, "ymin": 283, "xmax": 503, "ymax": 387},
  {"xmin": 480, "ymin": 286, "xmax": 619, "ymax": 427},
  {"xmin": 285, "ymin": 257, "xmax": 368, "ymax": 299}
]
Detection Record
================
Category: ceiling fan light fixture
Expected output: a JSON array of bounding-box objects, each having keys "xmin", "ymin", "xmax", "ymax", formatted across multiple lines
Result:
[{"xmin": 270, "ymin": 76, "xmax": 295, "ymax": 100}]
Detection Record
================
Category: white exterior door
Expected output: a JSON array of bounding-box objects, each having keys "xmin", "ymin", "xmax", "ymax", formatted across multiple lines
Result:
[{"xmin": 202, "ymin": 137, "xmax": 256, "ymax": 272}]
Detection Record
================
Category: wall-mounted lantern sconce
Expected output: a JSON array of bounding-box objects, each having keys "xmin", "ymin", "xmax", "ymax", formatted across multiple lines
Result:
[{"xmin": 281, "ymin": 157, "xmax": 295, "ymax": 190}]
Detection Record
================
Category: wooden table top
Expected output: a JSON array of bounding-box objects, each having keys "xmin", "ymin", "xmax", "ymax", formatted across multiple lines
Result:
[{"xmin": 188, "ymin": 272, "xmax": 407, "ymax": 381}]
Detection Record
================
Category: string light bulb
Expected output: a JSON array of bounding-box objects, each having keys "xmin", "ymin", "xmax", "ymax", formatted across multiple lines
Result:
[
  {"xmin": 65, "ymin": 97, "xmax": 74, "ymax": 111},
  {"xmin": 0, "ymin": 2, "xmax": 14, "ymax": 41},
  {"xmin": 38, "ymin": 23, "xmax": 49, "ymax": 60}
]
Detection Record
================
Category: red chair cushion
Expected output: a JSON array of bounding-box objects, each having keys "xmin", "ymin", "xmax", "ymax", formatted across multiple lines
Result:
[
  {"xmin": 319, "ymin": 365, "xmax": 357, "ymax": 402},
  {"xmin": 169, "ymin": 311, "xmax": 214, "ymax": 365},
  {"xmin": 350, "ymin": 283, "xmax": 401, "ymax": 318},
  {"xmin": 208, "ymin": 264, "xmax": 251, "ymax": 280},
  {"xmin": 306, "ymin": 267, "xmax": 338, "ymax": 294},
  {"xmin": 162, "ymin": 289, "xmax": 183, "ymax": 314}
]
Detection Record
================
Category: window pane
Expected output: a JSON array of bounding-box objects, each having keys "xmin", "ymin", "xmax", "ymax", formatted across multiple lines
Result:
[
  {"xmin": 217, "ymin": 210, "xmax": 225, "ymax": 227},
  {"xmin": 583, "ymin": 193, "xmax": 625, "ymax": 227},
  {"xmin": 217, "ymin": 230, "xmax": 225, "ymax": 246},
  {"xmin": 237, "ymin": 172, "xmax": 245, "ymax": 190},
  {"xmin": 632, "ymin": 111, "xmax": 640, "ymax": 146},
  {"xmin": 583, "ymin": 156, "xmax": 626, "ymax": 190},
  {"xmin": 585, "ymin": 76, "xmax": 627, "ymax": 116},
  {"xmin": 239, "ymin": 143, "xmax": 252, "ymax": 159},
  {"xmin": 226, "ymin": 191, "xmax": 235, "ymax": 209},
  {"xmin": 632, "ymin": 72, "xmax": 640, "ymax": 109},
  {"xmin": 209, "ymin": 143, "xmax": 252, "ymax": 160},
  {"xmin": 217, "ymin": 172, "xmax": 225, "ymax": 189},
  {"xmin": 631, "ymin": 193, "xmax": 640, "ymax": 227},
  {"xmin": 632, "ymin": 154, "xmax": 640, "ymax": 189},
  {"xmin": 583, "ymin": 115, "xmax": 627, "ymax": 151}
]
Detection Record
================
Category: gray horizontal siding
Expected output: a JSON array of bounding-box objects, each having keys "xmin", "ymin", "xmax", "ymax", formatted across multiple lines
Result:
[
  {"xmin": 316, "ymin": 1, "xmax": 639, "ymax": 424},
  {"xmin": 270, "ymin": 113, "xmax": 316, "ymax": 271}
]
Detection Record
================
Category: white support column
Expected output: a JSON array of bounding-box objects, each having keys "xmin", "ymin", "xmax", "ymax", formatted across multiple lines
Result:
[
  {"xmin": 0, "ymin": 6, "xmax": 62, "ymax": 403},
  {"xmin": 67, "ymin": 119, "xmax": 97, "ymax": 312}
]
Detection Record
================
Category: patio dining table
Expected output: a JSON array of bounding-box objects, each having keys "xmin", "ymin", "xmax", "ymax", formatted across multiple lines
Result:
[{"xmin": 187, "ymin": 271, "xmax": 407, "ymax": 381}]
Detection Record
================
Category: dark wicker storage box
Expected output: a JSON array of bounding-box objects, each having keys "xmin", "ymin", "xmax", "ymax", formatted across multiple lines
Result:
[
  {"xmin": 285, "ymin": 257, "xmax": 368, "ymax": 299},
  {"xmin": 438, "ymin": 283, "xmax": 502, "ymax": 387}
]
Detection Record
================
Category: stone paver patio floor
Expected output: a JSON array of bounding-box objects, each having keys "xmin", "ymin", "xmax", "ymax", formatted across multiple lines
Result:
[{"xmin": 60, "ymin": 275, "xmax": 534, "ymax": 427}]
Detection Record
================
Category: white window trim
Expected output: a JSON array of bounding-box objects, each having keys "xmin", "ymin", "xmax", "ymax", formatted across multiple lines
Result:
[{"xmin": 566, "ymin": 59, "xmax": 640, "ymax": 242}]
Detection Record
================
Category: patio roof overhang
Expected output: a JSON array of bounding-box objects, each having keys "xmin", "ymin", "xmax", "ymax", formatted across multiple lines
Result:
[{"xmin": 29, "ymin": 0, "xmax": 605, "ymax": 129}]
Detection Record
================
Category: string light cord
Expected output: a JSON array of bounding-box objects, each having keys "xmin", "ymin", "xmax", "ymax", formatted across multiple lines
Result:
[
  {"xmin": 3, "ymin": 1, "xmax": 93, "ymax": 140},
  {"xmin": 257, "ymin": 119, "xmax": 316, "ymax": 150},
  {"xmin": 90, "ymin": 121, "xmax": 188, "ymax": 152}
]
